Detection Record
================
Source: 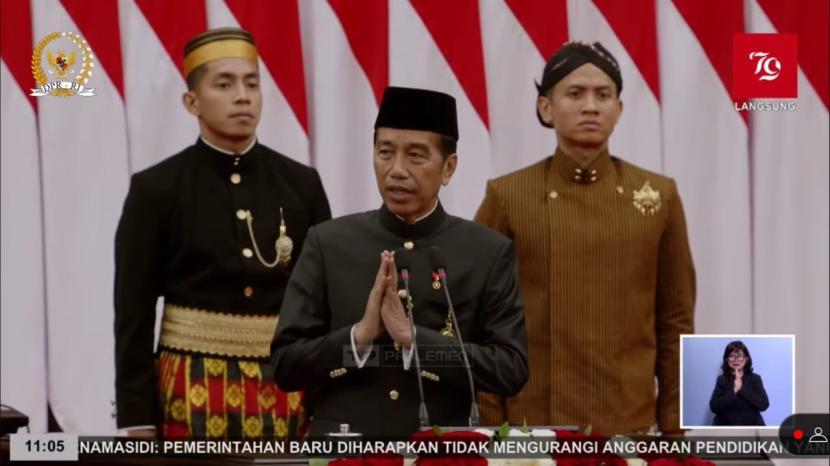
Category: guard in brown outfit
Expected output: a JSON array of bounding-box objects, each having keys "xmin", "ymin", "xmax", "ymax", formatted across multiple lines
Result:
[{"xmin": 475, "ymin": 41, "xmax": 695, "ymax": 435}]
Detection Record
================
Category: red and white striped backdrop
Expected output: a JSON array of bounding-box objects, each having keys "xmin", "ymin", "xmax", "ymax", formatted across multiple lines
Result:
[{"xmin": 1, "ymin": 0, "xmax": 827, "ymax": 434}]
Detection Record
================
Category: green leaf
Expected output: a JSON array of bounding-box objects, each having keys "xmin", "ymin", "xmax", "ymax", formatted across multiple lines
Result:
[
  {"xmin": 521, "ymin": 417, "xmax": 530, "ymax": 434},
  {"xmin": 431, "ymin": 425, "xmax": 443, "ymax": 437},
  {"xmin": 498, "ymin": 421, "xmax": 510, "ymax": 439},
  {"xmin": 583, "ymin": 424, "xmax": 593, "ymax": 436}
]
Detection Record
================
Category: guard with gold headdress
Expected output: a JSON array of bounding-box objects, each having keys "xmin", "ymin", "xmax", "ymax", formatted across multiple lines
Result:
[{"xmin": 114, "ymin": 27, "xmax": 331, "ymax": 439}]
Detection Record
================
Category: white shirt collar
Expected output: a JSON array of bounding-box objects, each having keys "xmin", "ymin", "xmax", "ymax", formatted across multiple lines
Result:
[{"xmin": 200, "ymin": 136, "xmax": 257, "ymax": 156}]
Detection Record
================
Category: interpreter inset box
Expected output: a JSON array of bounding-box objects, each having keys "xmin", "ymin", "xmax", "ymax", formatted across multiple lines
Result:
[{"xmin": 680, "ymin": 335, "xmax": 795, "ymax": 429}]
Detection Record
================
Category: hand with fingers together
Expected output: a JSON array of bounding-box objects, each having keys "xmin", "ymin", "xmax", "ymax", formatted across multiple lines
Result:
[
  {"xmin": 353, "ymin": 250, "xmax": 413, "ymax": 350},
  {"xmin": 380, "ymin": 253, "xmax": 413, "ymax": 349},
  {"xmin": 353, "ymin": 251, "xmax": 392, "ymax": 348}
]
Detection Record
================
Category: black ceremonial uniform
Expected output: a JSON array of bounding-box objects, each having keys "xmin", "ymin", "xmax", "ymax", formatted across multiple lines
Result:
[
  {"xmin": 271, "ymin": 203, "xmax": 528, "ymax": 437},
  {"xmin": 115, "ymin": 138, "xmax": 331, "ymax": 436}
]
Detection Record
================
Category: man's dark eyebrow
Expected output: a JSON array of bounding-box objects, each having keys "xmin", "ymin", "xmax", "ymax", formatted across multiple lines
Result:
[
  {"xmin": 566, "ymin": 84, "xmax": 613, "ymax": 90},
  {"xmin": 375, "ymin": 141, "xmax": 430, "ymax": 152},
  {"xmin": 211, "ymin": 71, "xmax": 259, "ymax": 81},
  {"xmin": 405, "ymin": 142, "xmax": 431, "ymax": 152}
]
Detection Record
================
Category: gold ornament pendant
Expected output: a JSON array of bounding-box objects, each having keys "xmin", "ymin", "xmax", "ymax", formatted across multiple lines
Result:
[{"xmin": 275, "ymin": 207, "xmax": 293, "ymax": 266}]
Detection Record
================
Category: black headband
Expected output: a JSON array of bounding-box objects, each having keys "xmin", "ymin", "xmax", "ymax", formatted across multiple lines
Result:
[{"xmin": 536, "ymin": 41, "xmax": 622, "ymax": 128}]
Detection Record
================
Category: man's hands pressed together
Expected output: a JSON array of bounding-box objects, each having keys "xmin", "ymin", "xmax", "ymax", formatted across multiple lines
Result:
[{"xmin": 354, "ymin": 250, "xmax": 413, "ymax": 350}]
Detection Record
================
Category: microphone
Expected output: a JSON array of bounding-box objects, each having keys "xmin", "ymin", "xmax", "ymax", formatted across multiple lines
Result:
[
  {"xmin": 394, "ymin": 249, "xmax": 430, "ymax": 429},
  {"xmin": 426, "ymin": 246, "xmax": 480, "ymax": 427}
]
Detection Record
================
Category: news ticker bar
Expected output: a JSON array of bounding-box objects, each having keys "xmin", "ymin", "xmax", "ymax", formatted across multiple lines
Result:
[{"xmin": 8, "ymin": 433, "xmax": 829, "ymax": 461}]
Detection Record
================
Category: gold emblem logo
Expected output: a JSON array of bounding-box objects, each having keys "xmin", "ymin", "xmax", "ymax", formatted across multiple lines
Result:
[
  {"xmin": 30, "ymin": 32, "xmax": 95, "ymax": 97},
  {"xmin": 633, "ymin": 181, "xmax": 661, "ymax": 215}
]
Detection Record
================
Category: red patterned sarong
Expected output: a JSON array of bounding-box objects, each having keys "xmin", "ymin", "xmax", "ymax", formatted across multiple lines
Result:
[{"xmin": 156, "ymin": 350, "xmax": 307, "ymax": 439}]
